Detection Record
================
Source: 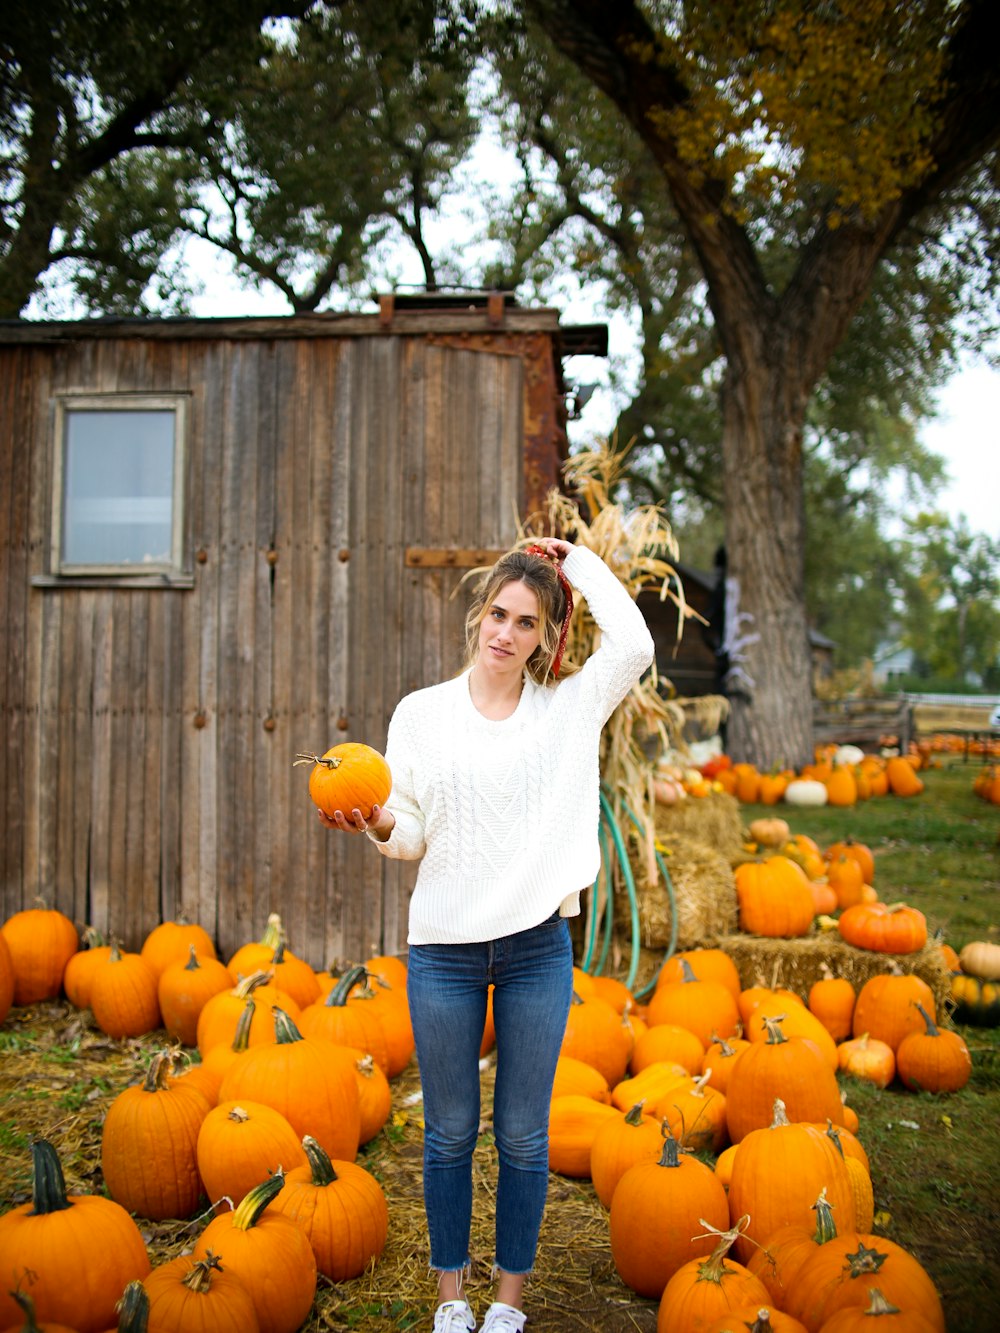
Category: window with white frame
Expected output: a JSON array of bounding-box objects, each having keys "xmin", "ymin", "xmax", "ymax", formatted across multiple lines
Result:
[{"xmin": 52, "ymin": 395, "xmax": 187, "ymax": 577}]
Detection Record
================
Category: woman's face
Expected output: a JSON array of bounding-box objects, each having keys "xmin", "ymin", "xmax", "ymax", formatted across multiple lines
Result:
[{"xmin": 477, "ymin": 578, "xmax": 543, "ymax": 677}]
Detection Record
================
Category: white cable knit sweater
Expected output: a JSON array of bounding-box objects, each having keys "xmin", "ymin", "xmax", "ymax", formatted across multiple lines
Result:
[{"xmin": 369, "ymin": 545, "xmax": 655, "ymax": 944}]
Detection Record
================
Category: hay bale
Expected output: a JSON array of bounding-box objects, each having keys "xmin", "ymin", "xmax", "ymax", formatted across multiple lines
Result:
[
  {"xmin": 714, "ymin": 933, "xmax": 953, "ymax": 1017},
  {"xmin": 635, "ymin": 834, "xmax": 738, "ymax": 951},
  {"xmin": 653, "ymin": 790, "xmax": 744, "ymax": 856}
]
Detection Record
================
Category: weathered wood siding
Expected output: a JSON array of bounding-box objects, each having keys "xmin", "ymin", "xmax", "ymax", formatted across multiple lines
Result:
[{"xmin": 0, "ymin": 312, "xmax": 566, "ymax": 967}]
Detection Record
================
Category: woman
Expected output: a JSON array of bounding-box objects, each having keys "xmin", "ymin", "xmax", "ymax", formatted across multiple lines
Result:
[{"xmin": 320, "ymin": 537, "xmax": 654, "ymax": 1332}]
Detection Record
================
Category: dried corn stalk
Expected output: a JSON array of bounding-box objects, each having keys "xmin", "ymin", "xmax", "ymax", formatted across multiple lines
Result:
[{"xmin": 522, "ymin": 442, "xmax": 728, "ymax": 888}]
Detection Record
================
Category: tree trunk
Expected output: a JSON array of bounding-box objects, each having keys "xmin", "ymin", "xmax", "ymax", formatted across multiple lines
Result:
[{"xmin": 718, "ymin": 335, "xmax": 814, "ymax": 771}]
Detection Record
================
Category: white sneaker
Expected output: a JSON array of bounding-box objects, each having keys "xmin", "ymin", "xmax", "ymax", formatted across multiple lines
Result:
[
  {"xmin": 480, "ymin": 1303, "xmax": 526, "ymax": 1332},
  {"xmin": 433, "ymin": 1300, "xmax": 476, "ymax": 1332}
]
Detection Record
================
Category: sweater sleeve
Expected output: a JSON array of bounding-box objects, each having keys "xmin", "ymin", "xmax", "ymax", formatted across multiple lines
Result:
[
  {"xmin": 365, "ymin": 696, "xmax": 427, "ymax": 861},
  {"xmin": 560, "ymin": 544, "xmax": 655, "ymax": 722}
]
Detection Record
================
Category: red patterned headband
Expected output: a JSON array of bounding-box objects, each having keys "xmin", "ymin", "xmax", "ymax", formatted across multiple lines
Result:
[{"xmin": 524, "ymin": 543, "xmax": 574, "ymax": 677}]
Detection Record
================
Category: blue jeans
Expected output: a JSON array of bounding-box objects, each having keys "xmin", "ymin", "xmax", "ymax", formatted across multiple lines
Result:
[{"xmin": 407, "ymin": 911, "xmax": 574, "ymax": 1276}]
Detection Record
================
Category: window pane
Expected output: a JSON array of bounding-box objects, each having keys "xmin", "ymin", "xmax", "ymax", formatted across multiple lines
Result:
[{"xmin": 62, "ymin": 410, "xmax": 176, "ymax": 566}]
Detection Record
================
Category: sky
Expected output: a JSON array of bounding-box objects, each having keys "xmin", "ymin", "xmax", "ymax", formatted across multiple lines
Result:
[{"xmin": 916, "ymin": 360, "xmax": 1000, "ymax": 539}]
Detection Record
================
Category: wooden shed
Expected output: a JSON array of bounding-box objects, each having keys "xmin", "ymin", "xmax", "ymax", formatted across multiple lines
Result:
[{"xmin": 0, "ymin": 295, "xmax": 604, "ymax": 968}]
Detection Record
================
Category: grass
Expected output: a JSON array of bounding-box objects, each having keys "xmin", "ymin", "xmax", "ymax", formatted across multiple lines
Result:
[{"xmin": 740, "ymin": 756, "xmax": 1000, "ymax": 1333}]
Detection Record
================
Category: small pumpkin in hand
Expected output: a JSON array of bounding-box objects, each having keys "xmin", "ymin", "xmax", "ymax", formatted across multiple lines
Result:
[{"xmin": 295, "ymin": 742, "xmax": 391, "ymax": 819}]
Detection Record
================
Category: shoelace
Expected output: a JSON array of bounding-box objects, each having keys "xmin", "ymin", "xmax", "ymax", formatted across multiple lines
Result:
[
  {"xmin": 434, "ymin": 1301, "xmax": 474, "ymax": 1332},
  {"xmin": 480, "ymin": 1305, "xmax": 525, "ymax": 1333}
]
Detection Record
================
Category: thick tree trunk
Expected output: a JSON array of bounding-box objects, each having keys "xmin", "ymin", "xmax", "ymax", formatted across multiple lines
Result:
[{"xmin": 718, "ymin": 341, "xmax": 814, "ymax": 770}]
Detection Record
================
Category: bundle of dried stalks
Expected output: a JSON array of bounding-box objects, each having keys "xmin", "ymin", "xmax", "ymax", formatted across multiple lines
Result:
[
  {"xmin": 634, "ymin": 834, "xmax": 738, "ymax": 951},
  {"xmin": 653, "ymin": 790, "xmax": 745, "ymax": 857},
  {"xmin": 715, "ymin": 934, "xmax": 953, "ymax": 1016},
  {"xmin": 524, "ymin": 442, "xmax": 727, "ymax": 890}
]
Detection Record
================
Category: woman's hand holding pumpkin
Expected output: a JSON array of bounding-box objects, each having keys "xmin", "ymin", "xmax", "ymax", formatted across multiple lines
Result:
[{"xmin": 319, "ymin": 803, "xmax": 395, "ymax": 841}]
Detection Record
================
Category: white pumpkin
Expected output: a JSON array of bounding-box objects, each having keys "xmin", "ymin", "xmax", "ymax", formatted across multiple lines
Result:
[
  {"xmin": 834, "ymin": 744, "xmax": 865, "ymax": 767},
  {"xmin": 783, "ymin": 778, "xmax": 829, "ymax": 807},
  {"xmin": 959, "ymin": 940, "xmax": 1000, "ymax": 981}
]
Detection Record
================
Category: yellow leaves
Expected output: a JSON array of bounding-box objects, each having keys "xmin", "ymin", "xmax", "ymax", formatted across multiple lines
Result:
[{"xmin": 641, "ymin": 0, "xmax": 951, "ymax": 223}]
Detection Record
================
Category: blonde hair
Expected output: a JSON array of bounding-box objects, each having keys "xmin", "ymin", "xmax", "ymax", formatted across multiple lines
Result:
[{"xmin": 464, "ymin": 548, "xmax": 576, "ymax": 685}]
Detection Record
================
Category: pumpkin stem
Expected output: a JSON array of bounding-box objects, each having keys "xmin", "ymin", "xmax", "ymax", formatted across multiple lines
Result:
[
  {"xmin": 624, "ymin": 1102, "xmax": 648, "ymax": 1126},
  {"xmin": 689, "ymin": 1215, "xmax": 749, "ymax": 1283},
  {"xmin": 140, "ymin": 1051, "xmax": 178, "ymax": 1094},
  {"xmin": 679, "ymin": 958, "xmax": 700, "ymax": 983},
  {"xmin": 272, "ymin": 1005, "xmax": 306, "ymax": 1044},
  {"xmin": 328, "ymin": 963, "xmax": 370, "ymax": 1008},
  {"xmin": 302, "ymin": 1133, "xmax": 339, "ymax": 1185},
  {"xmin": 232, "ymin": 969, "xmax": 275, "ymax": 999},
  {"xmin": 116, "ymin": 1280, "xmax": 150, "ymax": 1332},
  {"xmin": 845, "ymin": 1241, "xmax": 889, "ymax": 1276},
  {"xmin": 914, "ymin": 1000, "xmax": 940, "ymax": 1037},
  {"xmin": 231, "ymin": 1169, "xmax": 286, "ymax": 1229},
  {"xmin": 27, "ymin": 1138, "xmax": 73, "ymax": 1215},
  {"xmin": 181, "ymin": 1252, "xmax": 226, "ymax": 1293},
  {"xmin": 768, "ymin": 1098, "xmax": 791, "ymax": 1129},
  {"xmin": 183, "ymin": 945, "xmax": 201, "ymax": 971},
  {"xmin": 656, "ymin": 1131, "xmax": 682, "ymax": 1168},
  {"xmin": 9, "ymin": 1290, "xmax": 44, "ymax": 1331},
  {"xmin": 861, "ymin": 1289, "xmax": 903, "ymax": 1316},
  {"xmin": 231, "ymin": 997, "xmax": 257, "ymax": 1052},
  {"xmin": 811, "ymin": 1188, "xmax": 839, "ymax": 1244},
  {"xmin": 761, "ymin": 1015, "xmax": 788, "ymax": 1045},
  {"xmin": 294, "ymin": 751, "xmax": 344, "ymax": 771}
]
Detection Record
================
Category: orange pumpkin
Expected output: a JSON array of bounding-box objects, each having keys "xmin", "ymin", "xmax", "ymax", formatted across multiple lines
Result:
[
  {"xmin": 735, "ymin": 857, "xmax": 816, "ymax": 939},
  {"xmin": 657, "ymin": 1228, "xmax": 771, "ymax": 1332},
  {"xmin": 217, "ymin": 1006, "xmax": 361, "ymax": 1164},
  {"xmin": 808, "ymin": 969, "xmax": 856, "ymax": 1042},
  {"xmin": 852, "ymin": 973, "xmax": 936, "ymax": 1051},
  {"xmin": 140, "ymin": 918, "xmax": 217, "ymax": 979},
  {"xmin": 192, "ymin": 1173, "xmax": 318, "ymax": 1333},
  {"xmin": 100, "ymin": 1051, "xmax": 212, "ymax": 1221},
  {"xmin": 0, "ymin": 904, "xmax": 78, "ymax": 1004},
  {"xmin": 725, "ymin": 1016, "xmax": 845, "ymax": 1142},
  {"xmin": 838, "ymin": 902, "xmax": 928, "ymax": 955},
  {"xmin": 560, "ymin": 991, "xmax": 633, "ymax": 1086},
  {"xmin": 89, "ymin": 940, "xmax": 161, "ymax": 1039},
  {"xmin": 727, "ymin": 1100, "xmax": 857, "ymax": 1265},
  {"xmin": 62, "ymin": 926, "xmax": 112, "ymax": 1010},
  {"xmin": 140, "ymin": 1254, "xmax": 259, "ymax": 1331},
  {"xmin": 296, "ymin": 741, "xmax": 392, "ymax": 819},
  {"xmin": 825, "ymin": 765, "xmax": 858, "ymax": 807},
  {"xmin": 0, "ymin": 1139, "xmax": 151, "ymax": 1333},
  {"xmin": 784, "ymin": 1231, "xmax": 944, "ymax": 1331},
  {"xmin": 589, "ymin": 1102, "xmax": 667, "ymax": 1207},
  {"xmin": 196, "ymin": 1099, "xmax": 308, "ymax": 1210},
  {"xmin": 895, "ymin": 1002, "xmax": 972, "ymax": 1092},
  {"xmin": 646, "ymin": 959, "xmax": 741, "ymax": 1047},
  {"xmin": 885, "ymin": 755, "xmax": 924, "ymax": 797},
  {"xmin": 825, "ymin": 837, "xmax": 875, "ymax": 885},
  {"xmin": 158, "ymin": 946, "xmax": 235, "ymax": 1047},
  {"xmin": 548, "ymin": 1094, "xmax": 621, "ymax": 1177},
  {"xmin": 268, "ymin": 1135, "xmax": 388, "ymax": 1282},
  {"xmin": 610, "ymin": 1133, "xmax": 730, "ymax": 1298}
]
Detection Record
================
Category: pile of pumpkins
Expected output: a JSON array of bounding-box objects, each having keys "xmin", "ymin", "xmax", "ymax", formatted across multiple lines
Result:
[
  {"xmin": 655, "ymin": 744, "xmax": 929, "ymax": 809},
  {"xmin": 551, "ymin": 935, "xmax": 970, "ymax": 1332},
  {"xmin": 0, "ymin": 907, "xmax": 412, "ymax": 1333}
]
